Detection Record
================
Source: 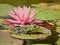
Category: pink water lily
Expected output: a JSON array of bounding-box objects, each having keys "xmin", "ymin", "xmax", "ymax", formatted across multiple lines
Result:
[
  {"xmin": 4, "ymin": 6, "xmax": 36, "ymax": 25},
  {"xmin": 4, "ymin": 6, "xmax": 53, "ymax": 29}
]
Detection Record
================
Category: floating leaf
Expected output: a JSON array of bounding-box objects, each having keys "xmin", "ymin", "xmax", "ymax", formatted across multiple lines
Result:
[
  {"xmin": 35, "ymin": 9, "xmax": 60, "ymax": 20},
  {"xmin": 0, "ymin": 4, "xmax": 14, "ymax": 17}
]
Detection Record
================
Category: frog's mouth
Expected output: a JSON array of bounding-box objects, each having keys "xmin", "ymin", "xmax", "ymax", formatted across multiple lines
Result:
[{"xmin": 26, "ymin": 31, "xmax": 44, "ymax": 34}]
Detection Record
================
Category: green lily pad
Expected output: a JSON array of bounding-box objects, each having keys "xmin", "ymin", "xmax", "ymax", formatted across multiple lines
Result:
[
  {"xmin": 11, "ymin": 27, "xmax": 51, "ymax": 40},
  {"xmin": 35, "ymin": 9, "xmax": 60, "ymax": 20},
  {"xmin": 0, "ymin": 4, "xmax": 14, "ymax": 17}
]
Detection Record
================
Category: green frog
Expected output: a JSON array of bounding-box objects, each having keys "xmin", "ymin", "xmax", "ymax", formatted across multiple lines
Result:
[{"xmin": 12, "ymin": 24, "xmax": 50, "ymax": 34}]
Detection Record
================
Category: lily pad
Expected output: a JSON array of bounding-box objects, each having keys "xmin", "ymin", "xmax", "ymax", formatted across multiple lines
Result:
[
  {"xmin": 0, "ymin": 4, "xmax": 14, "ymax": 17},
  {"xmin": 35, "ymin": 9, "xmax": 60, "ymax": 20},
  {"xmin": 11, "ymin": 27, "xmax": 51, "ymax": 40}
]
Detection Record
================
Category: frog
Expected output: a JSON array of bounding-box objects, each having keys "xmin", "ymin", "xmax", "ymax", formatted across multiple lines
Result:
[{"xmin": 12, "ymin": 24, "xmax": 50, "ymax": 34}]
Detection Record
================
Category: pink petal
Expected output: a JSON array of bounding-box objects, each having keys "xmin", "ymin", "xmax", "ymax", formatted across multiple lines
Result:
[
  {"xmin": 20, "ymin": 22, "xmax": 25, "ymax": 25},
  {"xmin": 16, "ymin": 6, "xmax": 24, "ymax": 21},
  {"xmin": 34, "ymin": 20, "xmax": 44, "ymax": 23},
  {"xmin": 18, "ymin": 6, "xmax": 23, "ymax": 16},
  {"xmin": 8, "ymin": 11, "xmax": 19, "ymax": 21},
  {"xmin": 29, "ymin": 9, "xmax": 36, "ymax": 18},
  {"xmin": 14, "ymin": 6, "xmax": 22, "ymax": 16},
  {"xmin": 14, "ymin": 7, "xmax": 17, "ymax": 12},
  {"xmin": 4, "ymin": 20, "xmax": 14, "ymax": 29},
  {"xmin": 5, "ymin": 19, "xmax": 20, "ymax": 24},
  {"xmin": 4, "ymin": 19, "xmax": 12, "ymax": 24},
  {"xmin": 23, "ymin": 6, "xmax": 30, "ymax": 22},
  {"xmin": 28, "ymin": 18, "xmax": 34, "ymax": 23},
  {"xmin": 28, "ymin": 9, "xmax": 36, "ymax": 22},
  {"xmin": 14, "ymin": 7, "xmax": 22, "ymax": 20}
]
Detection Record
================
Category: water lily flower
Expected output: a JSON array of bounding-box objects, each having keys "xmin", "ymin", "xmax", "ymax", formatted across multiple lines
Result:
[
  {"xmin": 4, "ymin": 6, "xmax": 54, "ymax": 30},
  {"xmin": 4, "ymin": 6, "xmax": 36, "ymax": 25}
]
